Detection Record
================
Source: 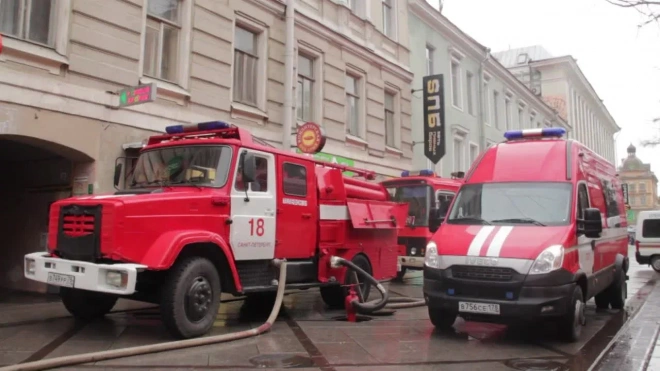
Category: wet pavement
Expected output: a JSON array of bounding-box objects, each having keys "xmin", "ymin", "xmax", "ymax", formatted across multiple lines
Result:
[{"xmin": 0, "ymin": 245, "xmax": 655, "ymax": 371}]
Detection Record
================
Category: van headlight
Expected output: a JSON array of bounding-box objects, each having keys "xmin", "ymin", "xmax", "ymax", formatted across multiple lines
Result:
[
  {"xmin": 424, "ymin": 241, "xmax": 440, "ymax": 268},
  {"xmin": 529, "ymin": 245, "xmax": 564, "ymax": 275}
]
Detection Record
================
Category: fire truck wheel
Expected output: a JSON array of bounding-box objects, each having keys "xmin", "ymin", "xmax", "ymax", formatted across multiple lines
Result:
[
  {"xmin": 320, "ymin": 254, "xmax": 372, "ymax": 309},
  {"xmin": 160, "ymin": 256, "xmax": 221, "ymax": 339},
  {"xmin": 59, "ymin": 287, "xmax": 118, "ymax": 320},
  {"xmin": 428, "ymin": 307, "xmax": 456, "ymax": 331},
  {"xmin": 559, "ymin": 285, "xmax": 585, "ymax": 343},
  {"xmin": 395, "ymin": 268, "xmax": 407, "ymax": 282},
  {"xmin": 605, "ymin": 270, "xmax": 627, "ymax": 310}
]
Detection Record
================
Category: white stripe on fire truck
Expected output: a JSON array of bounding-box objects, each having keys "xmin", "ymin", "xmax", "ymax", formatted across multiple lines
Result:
[
  {"xmin": 319, "ymin": 205, "xmax": 350, "ymax": 220},
  {"xmin": 485, "ymin": 226, "xmax": 514, "ymax": 257},
  {"xmin": 466, "ymin": 226, "xmax": 495, "ymax": 256}
]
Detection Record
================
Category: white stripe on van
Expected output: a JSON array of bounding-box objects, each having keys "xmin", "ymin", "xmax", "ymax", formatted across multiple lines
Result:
[
  {"xmin": 485, "ymin": 226, "xmax": 514, "ymax": 257},
  {"xmin": 467, "ymin": 226, "xmax": 496, "ymax": 256}
]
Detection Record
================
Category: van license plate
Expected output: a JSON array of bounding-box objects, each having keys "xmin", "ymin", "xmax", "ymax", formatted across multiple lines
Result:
[
  {"xmin": 458, "ymin": 301, "xmax": 500, "ymax": 315},
  {"xmin": 47, "ymin": 272, "xmax": 75, "ymax": 288}
]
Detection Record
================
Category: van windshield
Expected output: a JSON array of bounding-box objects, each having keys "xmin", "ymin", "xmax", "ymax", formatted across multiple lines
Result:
[
  {"xmin": 447, "ymin": 182, "xmax": 573, "ymax": 226},
  {"xmin": 386, "ymin": 185, "xmax": 432, "ymax": 227}
]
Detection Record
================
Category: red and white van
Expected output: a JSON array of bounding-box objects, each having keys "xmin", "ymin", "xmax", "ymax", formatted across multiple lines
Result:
[{"xmin": 423, "ymin": 128, "xmax": 629, "ymax": 342}]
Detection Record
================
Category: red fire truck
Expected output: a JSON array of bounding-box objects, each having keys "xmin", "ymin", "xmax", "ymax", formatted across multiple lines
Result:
[
  {"xmin": 382, "ymin": 170, "xmax": 462, "ymax": 280},
  {"xmin": 23, "ymin": 121, "xmax": 407, "ymax": 339}
]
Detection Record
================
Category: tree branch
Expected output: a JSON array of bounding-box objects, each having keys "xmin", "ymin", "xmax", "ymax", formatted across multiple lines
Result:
[{"xmin": 605, "ymin": 0, "xmax": 660, "ymax": 26}]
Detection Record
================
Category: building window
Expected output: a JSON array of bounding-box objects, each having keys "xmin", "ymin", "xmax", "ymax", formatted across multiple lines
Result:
[
  {"xmin": 505, "ymin": 96, "xmax": 512, "ymax": 130},
  {"xmin": 348, "ymin": 0, "xmax": 359, "ymax": 13},
  {"xmin": 492, "ymin": 91, "xmax": 499, "ymax": 129},
  {"xmin": 426, "ymin": 46, "xmax": 434, "ymax": 75},
  {"xmin": 450, "ymin": 60, "xmax": 461, "ymax": 109},
  {"xmin": 346, "ymin": 74, "xmax": 361, "ymax": 137},
  {"xmin": 384, "ymin": 91, "xmax": 396, "ymax": 148},
  {"xmin": 382, "ymin": 0, "xmax": 394, "ymax": 38},
  {"xmin": 469, "ymin": 143, "xmax": 479, "ymax": 165},
  {"xmin": 297, "ymin": 54, "xmax": 314, "ymax": 122},
  {"xmin": 518, "ymin": 105, "xmax": 525, "ymax": 129},
  {"xmin": 640, "ymin": 183, "xmax": 647, "ymax": 193},
  {"xmin": 630, "ymin": 183, "xmax": 636, "ymax": 193},
  {"xmin": 483, "ymin": 82, "xmax": 490, "ymax": 126},
  {"xmin": 641, "ymin": 195, "xmax": 648, "ymax": 205},
  {"xmin": 0, "ymin": 0, "xmax": 57, "ymax": 46},
  {"xmin": 282, "ymin": 163, "xmax": 307, "ymax": 197},
  {"xmin": 466, "ymin": 71, "xmax": 475, "ymax": 115},
  {"xmin": 530, "ymin": 112, "xmax": 536, "ymax": 128},
  {"xmin": 233, "ymin": 25, "xmax": 259, "ymax": 106},
  {"xmin": 143, "ymin": 0, "xmax": 182, "ymax": 82},
  {"xmin": 453, "ymin": 137, "xmax": 465, "ymax": 172}
]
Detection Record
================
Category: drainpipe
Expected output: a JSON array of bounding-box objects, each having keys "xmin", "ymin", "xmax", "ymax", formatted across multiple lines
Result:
[
  {"xmin": 282, "ymin": 0, "xmax": 296, "ymax": 151},
  {"xmin": 477, "ymin": 48, "xmax": 491, "ymax": 149}
]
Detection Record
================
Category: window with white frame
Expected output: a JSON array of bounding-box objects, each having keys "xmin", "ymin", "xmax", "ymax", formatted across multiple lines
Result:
[
  {"xmin": 505, "ymin": 96, "xmax": 512, "ymax": 130},
  {"xmin": 384, "ymin": 90, "xmax": 396, "ymax": 148},
  {"xmin": 518, "ymin": 103, "xmax": 525, "ymax": 129},
  {"xmin": 466, "ymin": 71, "xmax": 475, "ymax": 115},
  {"xmin": 469, "ymin": 143, "xmax": 479, "ymax": 165},
  {"xmin": 483, "ymin": 82, "xmax": 490, "ymax": 125},
  {"xmin": 233, "ymin": 25, "xmax": 259, "ymax": 106},
  {"xmin": 382, "ymin": 0, "xmax": 394, "ymax": 38},
  {"xmin": 346, "ymin": 74, "xmax": 361, "ymax": 137},
  {"xmin": 453, "ymin": 136, "xmax": 465, "ymax": 172},
  {"xmin": 143, "ymin": 0, "xmax": 182, "ymax": 82},
  {"xmin": 297, "ymin": 54, "xmax": 314, "ymax": 122},
  {"xmin": 492, "ymin": 90, "xmax": 500, "ymax": 129},
  {"xmin": 450, "ymin": 60, "xmax": 461, "ymax": 109},
  {"xmin": 0, "ymin": 0, "xmax": 57, "ymax": 47},
  {"xmin": 426, "ymin": 45, "xmax": 434, "ymax": 75},
  {"xmin": 530, "ymin": 112, "xmax": 537, "ymax": 128}
]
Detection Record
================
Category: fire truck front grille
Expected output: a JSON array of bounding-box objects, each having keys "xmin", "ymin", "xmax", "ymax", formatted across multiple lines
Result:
[
  {"xmin": 56, "ymin": 204, "xmax": 103, "ymax": 262},
  {"xmin": 451, "ymin": 265, "xmax": 514, "ymax": 282}
]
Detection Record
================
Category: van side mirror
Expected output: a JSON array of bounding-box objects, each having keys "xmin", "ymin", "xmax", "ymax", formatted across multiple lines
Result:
[
  {"xmin": 241, "ymin": 152, "xmax": 256, "ymax": 184},
  {"xmin": 429, "ymin": 208, "xmax": 444, "ymax": 233},
  {"xmin": 582, "ymin": 208, "xmax": 602, "ymax": 238},
  {"xmin": 113, "ymin": 163, "xmax": 123, "ymax": 189}
]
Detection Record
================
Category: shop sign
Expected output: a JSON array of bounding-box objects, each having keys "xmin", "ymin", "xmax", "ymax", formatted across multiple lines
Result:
[
  {"xmin": 423, "ymin": 74, "xmax": 446, "ymax": 164},
  {"xmin": 296, "ymin": 122, "xmax": 326, "ymax": 154},
  {"xmin": 296, "ymin": 150, "xmax": 355, "ymax": 177},
  {"xmin": 117, "ymin": 83, "xmax": 157, "ymax": 108}
]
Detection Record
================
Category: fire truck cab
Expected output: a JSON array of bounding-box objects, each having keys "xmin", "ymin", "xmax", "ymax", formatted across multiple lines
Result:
[
  {"xmin": 24, "ymin": 121, "xmax": 407, "ymax": 339},
  {"xmin": 381, "ymin": 171, "xmax": 462, "ymax": 280},
  {"xmin": 423, "ymin": 128, "xmax": 629, "ymax": 342}
]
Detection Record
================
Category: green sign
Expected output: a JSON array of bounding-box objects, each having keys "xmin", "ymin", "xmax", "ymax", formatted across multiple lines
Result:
[
  {"xmin": 297, "ymin": 150, "xmax": 355, "ymax": 176},
  {"xmin": 627, "ymin": 209, "xmax": 635, "ymax": 223}
]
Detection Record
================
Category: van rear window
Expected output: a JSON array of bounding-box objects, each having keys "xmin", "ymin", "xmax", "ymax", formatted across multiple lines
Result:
[{"xmin": 642, "ymin": 219, "xmax": 660, "ymax": 238}]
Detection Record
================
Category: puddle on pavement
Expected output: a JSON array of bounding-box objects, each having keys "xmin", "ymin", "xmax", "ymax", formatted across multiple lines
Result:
[
  {"xmin": 249, "ymin": 354, "xmax": 315, "ymax": 368},
  {"xmin": 504, "ymin": 359, "xmax": 569, "ymax": 371}
]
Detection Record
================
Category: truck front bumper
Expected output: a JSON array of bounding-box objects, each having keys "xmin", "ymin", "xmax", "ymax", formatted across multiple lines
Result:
[
  {"xmin": 398, "ymin": 255, "xmax": 424, "ymax": 269},
  {"xmin": 423, "ymin": 266, "xmax": 574, "ymax": 323},
  {"xmin": 24, "ymin": 252, "xmax": 147, "ymax": 295}
]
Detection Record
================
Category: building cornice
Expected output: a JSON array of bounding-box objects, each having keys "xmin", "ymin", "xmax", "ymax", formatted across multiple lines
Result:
[{"xmin": 530, "ymin": 56, "xmax": 620, "ymax": 132}]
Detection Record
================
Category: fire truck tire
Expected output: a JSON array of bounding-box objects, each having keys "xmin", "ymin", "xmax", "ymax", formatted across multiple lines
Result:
[
  {"xmin": 160, "ymin": 256, "xmax": 222, "ymax": 339},
  {"xmin": 60, "ymin": 287, "xmax": 118, "ymax": 320},
  {"xmin": 428, "ymin": 308, "xmax": 456, "ymax": 331},
  {"xmin": 559, "ymin": 285, "xmax": 585, "ymax": 342},
  {"xmin": 605, "ymin": 270, "xmax": 627, "ymax": 310},
  {"xmin": 320, "ymin": 254, "xmax": 372, "ymax": 309},
  {"xmin": 395, "ymin": 268, "xmax": 407, "ymax": 281}
]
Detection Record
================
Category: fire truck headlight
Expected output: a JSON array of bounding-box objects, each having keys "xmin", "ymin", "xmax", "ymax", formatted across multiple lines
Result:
[
  {"xmin": 529, "ymin": 245, "xmax": 564, "ymax": 275},
  {"xmin": 424, "ymin": 242, "xmax": 440, "ymax": 268},
  {"xmin": 106, "ymin": 270, "xmax": 128, "ymax": 288},
  {"xmin": 25, "ymin": 259, "xmax": 36, "ymax": 275}
]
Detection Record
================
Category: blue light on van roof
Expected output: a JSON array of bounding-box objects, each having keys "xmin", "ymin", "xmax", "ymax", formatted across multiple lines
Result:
[
  {"xmin": 504, "ymin": 127, "xmax": 567, "ymax": 141},
  {"xmin": 401, "ymin": 171, "xmax": 410, "ymax": 177},
  {"xmin": 401, "ymin": 169, "xmax": 434, "ymax": 177},
  {"xmin": 165, "ymin": 121, "xmax": 232, "ymax": 134}
]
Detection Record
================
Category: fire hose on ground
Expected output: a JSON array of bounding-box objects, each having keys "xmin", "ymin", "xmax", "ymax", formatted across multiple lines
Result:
[{"xmin": 1, "ymin": 257, "xmax": 425, "ymax": 371}]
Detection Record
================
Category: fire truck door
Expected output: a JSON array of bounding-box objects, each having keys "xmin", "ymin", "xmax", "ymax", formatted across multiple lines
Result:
[{"xmin": 229, "ymin": 149, "xmax": 277, "ymax": 261}]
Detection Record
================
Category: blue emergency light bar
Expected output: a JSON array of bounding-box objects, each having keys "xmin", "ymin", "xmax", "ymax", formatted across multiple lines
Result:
[
  {"xmin": 401, "ymin": 169, "xmax": 435, "ymax": 177},
  {"xmin": 165, "ymin": 120, "xmax": 232, "ymax": 134},
  {"xmin": 503, "ymin": 127, "xmax": 566, "ymax": 141}
]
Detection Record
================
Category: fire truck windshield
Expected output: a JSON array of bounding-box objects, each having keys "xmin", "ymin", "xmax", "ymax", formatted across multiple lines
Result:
[
  {"xmin": 129, "ymin": 145, "xmax": 232, "ymax": 188},
  {"xmin": 386, "ymin": 185, "xmax": 432, "ymax": 227},
  {"xmin": 446, "ymin": 182, "xmax": 573, "ymax": 226}
]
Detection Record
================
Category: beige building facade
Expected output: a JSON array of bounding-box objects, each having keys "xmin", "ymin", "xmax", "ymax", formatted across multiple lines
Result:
[
  {"xmin": 0, "ymin": 0, "xmax": 413, "ymax": 292},
  {"xmin": 619, "ymin": 144, "xmax": 659, "ymax": 224}
]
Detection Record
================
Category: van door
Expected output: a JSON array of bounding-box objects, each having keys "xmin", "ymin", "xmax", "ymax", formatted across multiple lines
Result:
[
  {"xmin": 275, "ymin": 158, "xmax": 317, "ymax": 259},
  {"xmin": 229, "ymin": 149, "xmax": 276, "ymax": 261}
]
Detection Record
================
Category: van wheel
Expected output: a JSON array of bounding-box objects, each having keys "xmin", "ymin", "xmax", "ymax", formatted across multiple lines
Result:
[
  {"xmin": 651, "ymin": 256, "xmax": 660, "ymax": 272},
  {"xmin": 428, "ymin": 308, "xmax": 456, "ymax": 331},
  {"xmin": 559, "ymin": 285, "xmax": 585, "ymax": 342},
  {"xmin": 608, "ymin": 270, "xmax": 627, "ymax": 310},
  {"xmin": 160, "ymin": 257, "xmax": 221, "ymax": 339},
  {"xmin": 320, "ymin": 255, "xmax": 372, "ymax": 309},
  {"xmin": 60, "ymin": 288, "xmax": 118, "ymax": 320}
]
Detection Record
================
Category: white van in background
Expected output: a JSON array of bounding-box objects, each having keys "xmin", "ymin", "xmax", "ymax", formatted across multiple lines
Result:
[{"xmin": 635, "ymin": 210, "xmax": 660, "ymax": 272}]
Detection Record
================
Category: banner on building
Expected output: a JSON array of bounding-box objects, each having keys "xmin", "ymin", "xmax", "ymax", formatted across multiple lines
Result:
[
  {"xmin": 422, "ymin": 74, "xmax": 445, "ymax": 164},
  {"xmin": 622, "ymin": 183, "xmax": 629, "ymax": 205}
]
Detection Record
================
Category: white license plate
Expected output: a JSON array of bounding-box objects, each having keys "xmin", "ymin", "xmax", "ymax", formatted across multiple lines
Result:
[
  {"xmin": 458, "ymin": 301, "xmax": 500, "ymax": 315},
  {"xmin": 47, "ymin": 272, "xmax": 75, "ymax": 288}
]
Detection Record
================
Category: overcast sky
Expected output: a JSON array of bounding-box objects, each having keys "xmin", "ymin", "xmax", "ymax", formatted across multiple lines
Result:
[{"xmin": 428, "ymin": 0, "xmax": 660, "ymax": 186}]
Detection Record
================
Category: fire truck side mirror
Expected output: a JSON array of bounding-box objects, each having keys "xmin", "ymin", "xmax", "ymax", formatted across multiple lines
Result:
[
  {"xmin": 428, "ymin": 208, "xmax": 444, "ymax": 233},
  {"xmin": 113, "ymin": 163, "xmax": 123, "ymax": 189},
  {"xmin": 241, "ymin": 152, "xmax": 256, "ymax": 184}
]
